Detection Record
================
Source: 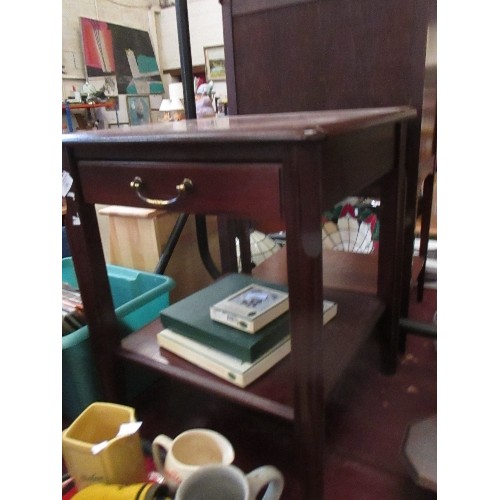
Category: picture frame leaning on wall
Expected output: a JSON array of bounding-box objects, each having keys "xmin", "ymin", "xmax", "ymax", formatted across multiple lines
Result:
[
  {"xmin": 204, "ymin": 45, "xmax": 226, "ymax": 81},
  {"xmin": 126, "ymin": 95, "xmax": 152, "ymax": 125}
]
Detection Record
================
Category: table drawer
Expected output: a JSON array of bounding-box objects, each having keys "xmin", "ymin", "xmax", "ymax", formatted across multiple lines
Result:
[{"xmin": 78, "ymin": 160, "xmax": 283, "ymax": 222}]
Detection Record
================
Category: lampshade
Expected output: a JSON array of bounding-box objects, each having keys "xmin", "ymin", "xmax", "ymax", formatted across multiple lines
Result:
[
  {"xmin": 159, "ymin": 98, "xmax": 171, "ymax": 112},
  {"xmin": 235, "ymin": 230, "xmax": 281, "ymax": 271},
  {"xmin": 169, "ymin": 97, "xmax": 184, "ymax": 111},
  {"xmin": 160, "ymin": 98, "xmax": 184, "ymax": 112}
]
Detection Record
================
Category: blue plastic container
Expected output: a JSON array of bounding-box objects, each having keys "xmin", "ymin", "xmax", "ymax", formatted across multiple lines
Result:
[{"xmin": 62, "ymin": 257, "xmax": 175, "ymax": 420}]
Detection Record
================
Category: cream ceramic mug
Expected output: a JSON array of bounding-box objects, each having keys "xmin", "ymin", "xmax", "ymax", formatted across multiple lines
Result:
[
  {"xmin": 151, "ymin": 429, "xmax": 234, "ymax": 491},
  {"xmin": 175, "ymin": 464, "xmax": 284, "ymax": 500}
]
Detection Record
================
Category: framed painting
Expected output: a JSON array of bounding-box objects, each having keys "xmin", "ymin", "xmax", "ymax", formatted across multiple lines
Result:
[
  {"xmin": 126, "ymin": 95, "xmax": 151, "ymax": 125},
  {"xmin": 204, "ymin": 45, "xmax": 226, "ymax": 81},
  {"xmin": 80, "ymin": 17, "xmax": 164, "ymax": 95}
]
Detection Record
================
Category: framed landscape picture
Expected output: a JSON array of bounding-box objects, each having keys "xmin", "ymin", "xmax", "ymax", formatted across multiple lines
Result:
[
  {"xmin": 126, "ymin": 95, "xmax": 151, "ymax": 125},
  {"xmin": 204, "ymin": 45, "xmax": 226, "ymax": 81}
]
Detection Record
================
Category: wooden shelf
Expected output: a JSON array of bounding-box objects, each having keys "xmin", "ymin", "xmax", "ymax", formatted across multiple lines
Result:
[
  {"xmin": 62, "ymin": 74, "xmax": 86, "ymax": 80},
  {"xmin": 253, "ymin": 248, "xmax": 378, "ymax": 295},
  {"xmin": 163, "ymin": 65, "xmax": 205, "ymax": 78},
  {"xmin": 119, "ymin": 287, "xmax": 384, "ymax": 422},
  {"xmin": 119, "ymin": 248, "xmax": 386, "ymax": 422},
  {"xmin": 62, "ymin": 101, "xmax": 116, "ymax": 111},
  {"xmin": 253, "ymin": 247, "xmax": 425, "ymax": 295}
]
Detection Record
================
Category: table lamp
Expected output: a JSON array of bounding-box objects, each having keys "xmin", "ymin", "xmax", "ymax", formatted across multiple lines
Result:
[{"xmin": 159, "ymin": 97, "xmax": 185, "ymax": 121}]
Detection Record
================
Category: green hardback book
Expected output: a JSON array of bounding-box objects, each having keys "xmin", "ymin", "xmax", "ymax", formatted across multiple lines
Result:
[{"xmin": 160, "ymin": 274, "xmax": 290, "ymax": 362}]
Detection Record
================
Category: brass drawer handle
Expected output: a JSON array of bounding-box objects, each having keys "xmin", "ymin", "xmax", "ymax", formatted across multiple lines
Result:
[{"xmin": 130, "ymin": 176, "xmax": 193, "ymax": 206}]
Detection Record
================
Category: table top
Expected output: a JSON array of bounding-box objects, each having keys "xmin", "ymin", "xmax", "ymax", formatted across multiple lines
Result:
[{"xmin": 62, "ymin": 107, "xmax": 416, "ymax": 145}]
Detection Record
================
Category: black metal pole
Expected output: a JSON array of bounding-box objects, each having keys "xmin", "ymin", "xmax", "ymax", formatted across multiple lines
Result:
[
  {"xmin": 154, "ymin": 0, "xmax": 221, "ymax": 280},
  {"xmin": 175, "ymin": 0, "xmax": 196, "ymax": 119},
  {"xmin": 195, "ymin": 215, "xmax": 222, "ymax": 279},
  {"xmin": 154, "ymin": 213, "xmax": 189, "ymax": 275}
]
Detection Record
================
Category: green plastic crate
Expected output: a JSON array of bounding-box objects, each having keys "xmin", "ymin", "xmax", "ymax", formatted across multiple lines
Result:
[{"xmin": 62, "ymin": 257, "xmax": 176, "ymax": 420}]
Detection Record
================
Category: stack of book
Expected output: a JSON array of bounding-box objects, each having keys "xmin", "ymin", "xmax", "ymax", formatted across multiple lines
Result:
[
  {"xmin": 62, "ymin": 283, "xmax": 86, "ymax": 335},
  {"xmin": 157, "ymin": 273, "xmax": 337, "ymax": 387}
]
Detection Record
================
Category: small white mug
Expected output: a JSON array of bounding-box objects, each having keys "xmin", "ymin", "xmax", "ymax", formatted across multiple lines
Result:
[
  {"xmin": 151, "ymin": 429, "xmax": 234, "ymax": 491},
  {"xmin": 175, "ymin": 463, "xmax": 284, "ymax": 500}
]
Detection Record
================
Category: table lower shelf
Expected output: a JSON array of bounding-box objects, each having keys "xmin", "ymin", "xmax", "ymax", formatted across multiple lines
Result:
[
  {"xmin": 119, "ymin": 288, "xmax": 384, "ymax": 422},
  {"xmin": 253, "ymin": 247, "xmax": 425, "ymax": 294}
]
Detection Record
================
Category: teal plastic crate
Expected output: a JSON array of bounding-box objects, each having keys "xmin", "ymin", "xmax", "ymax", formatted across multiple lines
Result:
[{"xmin": 62, "ymin": 257, "xmax": 175, "ymax": 420}]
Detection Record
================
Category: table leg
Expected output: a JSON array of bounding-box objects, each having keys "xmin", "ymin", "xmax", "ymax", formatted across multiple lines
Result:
[{"xmin": 282, "ymin": 144, "xmax": 325, "ymax": 499}]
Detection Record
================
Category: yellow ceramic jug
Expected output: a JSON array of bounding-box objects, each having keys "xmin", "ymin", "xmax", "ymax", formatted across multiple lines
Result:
[
  {"xmin": 62, "ymin": 402, "xmax": 147, "ymax": 491},
  {"xmin": 72, "ymin": 482, "xmax": 171, "ymax": 499}
]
